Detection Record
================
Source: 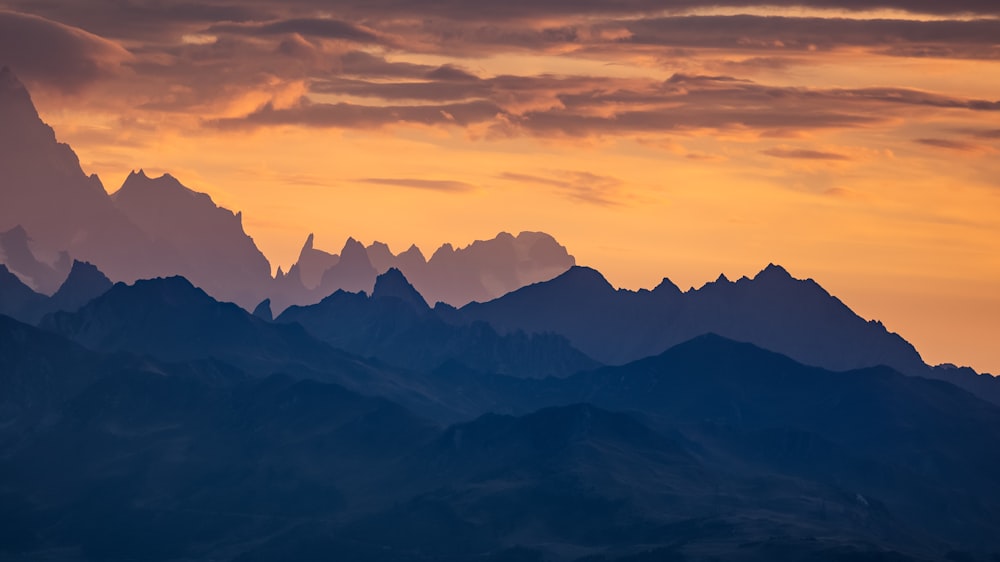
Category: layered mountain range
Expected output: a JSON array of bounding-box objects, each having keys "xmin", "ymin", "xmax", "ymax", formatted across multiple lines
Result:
[
  {"xmin": 3, "ymin": 66, "xmax": 1000, "ymax": 561},
  {"xmin": 0, "ymin": 66, "xmax": 575, "ymax": 310}
]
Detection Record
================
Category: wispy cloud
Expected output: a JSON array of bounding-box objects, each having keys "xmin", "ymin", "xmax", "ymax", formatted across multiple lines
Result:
[
  {"xmin": 358, "ymin": 177, "xmax": 477, "ymax": 192},
  {"xmin": 762, "ymin": 147, "xmax": 850, "ymax": 160},
  {"xmin": 500, "ymin": 171, "xmax": 624, "ymax": 206},
  {"xmin": 916, "ymin": 138, "xmax": 983, "ymax": 151}
]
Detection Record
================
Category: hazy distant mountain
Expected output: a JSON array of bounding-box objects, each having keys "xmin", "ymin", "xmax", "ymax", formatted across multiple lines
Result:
[
  {"xmin": 290, "ymin": 233, "xmax": 339, "ymax": 290},
  {"xmin": 0, "ymin": 68, "xmax": 275, "ymax": 308},
  {"xmin": 0, "ymin": 224, "xmax": 70, "ymax": 294},
  {"xmin": 316, "ymin": 237, "xmax": 378, "ymax": 295},
  {"xmin": 110, "ymin": 170, "xmax": 272, "ymax": 308},
  {"xmin": 418, "ymin": 230, "xmax": 575, "ymax": 306},
  {"xmin": 0, "ymin": 67, "xmax": 157, "ymax": 281},
  {"xmin": 270, "ymin": 230, "xmax": 576, "ymax": 313},
  {"xmin": 276, "ymin": 268, "xmax": 598, "ymax": 378}
]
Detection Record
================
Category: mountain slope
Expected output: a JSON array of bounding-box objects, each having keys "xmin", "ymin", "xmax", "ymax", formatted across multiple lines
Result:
[
  {"xmin": 0, "ymin": 67, "xmax": 157, "ymax": 281},
  {"xmin": 271, "ymin": 231, "xmax": 576, "ymax": 312},
  {"xmin": 44, "ymin": 260, "xmax": 112, "ymax": 315},
  {"xmin": 0, "ymin": 264, "xmax": 47, "ymax": 323},
  {"xmin": 277, "ymin": 268, "xmax": 598, "ymax": 378},
  {"xmin": 111, "ymin": 170, "xmax": 272, "ymax": 307},
  {"xmin": 451, "ymin": 264, "xmax": 1000, "ymax": 404}
]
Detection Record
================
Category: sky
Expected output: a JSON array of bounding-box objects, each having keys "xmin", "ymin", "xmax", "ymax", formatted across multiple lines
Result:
[{"xmin": 0, "ymin": 1, "xmax": 998, "ymax": 373}]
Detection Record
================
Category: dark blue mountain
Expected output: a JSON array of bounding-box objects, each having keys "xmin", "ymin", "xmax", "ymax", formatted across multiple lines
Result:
[
  {"xmin": 6, "ymin": 311, "xmax": 1000, "ymax": 560},
  {"xmin": 452, "ymin": 264, "xmax": 1000, "ymax": 404},
  {"xmin": 44, "ymin": 260, "xmax": 112, "ymax": 315},
  {"xmin": 0, "ymin": 263, "xmax": 46, "ymax": 323},
  {"xmin": 277, "ymin": 268, "xmax": 598, "ymax": 378}
]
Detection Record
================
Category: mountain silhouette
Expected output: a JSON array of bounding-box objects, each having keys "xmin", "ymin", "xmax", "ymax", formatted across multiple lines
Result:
[
  {"xmin": 277, "ymin": 268, "xmax": 598, "ymax": 378},
  {"xmin": 548, "ymin": 334, "xmax": 1000, "ymax": 548},
  {"xmin": 316, "ymin": 237, "xmax": 378, "ymax": 295},
  {"xmin": 37, "ymin": 275, "xmax": 487, "ymax": 419},
  {"xmin": 291, "ymin": 233, "xmax": 340, "ymax": 290},
  {"xmin": 271, "ymin": 231, "xmax": 576, "ymax": 314},
  {"xmin": 0, "ymin": 224, "xmax": 70, "ymax": 294},
  {"xmin": 111, "ymin": 170, "xmax": 272, "ymax": 308},
  {"xmin": 6, "ymin": 309, "xmax": 1000, "ymax": 560},
  {"xmin": 0, "ymin": 67, "xmax": 157, "ymax": 281},
  {"xmin": 44, "ymin": 260, "xmax": 112, "ymax": 315},
  {"xmin": 371, "ymin": 267, "xmax": 429, "ymax": 309},
  {"xmin": 397, "ymin": 230, "xmax": 576, "ymax": 306},
  {"xmin": 40, "ymin": 276, "xmax": 346, "ymax": 374},
  {"xmin": 452, "ymin": 264, "xmax": 987, "ymax": 390},
  {"xmin": 252, "ymin": 298, "xmax": 273, "ymax": 321},
  {"xmin": 0, "ymin": 263, "xmax": 47, "ymax": 323}
]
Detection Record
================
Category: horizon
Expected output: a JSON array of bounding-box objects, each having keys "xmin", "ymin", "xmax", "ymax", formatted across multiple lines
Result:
[{"xmin": 1, "ymin": 2, "xmax": 999, "ymax": 374}]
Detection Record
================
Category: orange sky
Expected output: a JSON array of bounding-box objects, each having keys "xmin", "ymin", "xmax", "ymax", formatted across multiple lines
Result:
[{"xmin": 1, "ymin": 2, "xmax": 999, "ymax": 373}]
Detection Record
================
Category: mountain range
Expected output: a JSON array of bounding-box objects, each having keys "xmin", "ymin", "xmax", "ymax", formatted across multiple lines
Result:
[
  {"xmin": 4, "ymin": 310, "xmax": 1000, "ymax": 561},
  {"xmin": 2, "ymin": 65, "xmax": 1000, "ymax": 561},
  {"xmin": 0, "ymin": 66, "xmax": 575, "ymax": 310}
]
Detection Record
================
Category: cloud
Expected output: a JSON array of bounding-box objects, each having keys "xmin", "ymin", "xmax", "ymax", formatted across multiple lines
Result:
[
  {"xmin": 210, "ymin": 70, "xmax": 999, "ymax": 142},
  {"xmin": 500, "ymin": 171, "xmax": 624, "ymax": 206},
  {"xmin": 209, "ymin": 98, "xmax": 503, "ymax": 130},
  {"xmin": 613, "ymin": 16, "xmax": 1000, "ymax": 58},
  {"xmin": 915, "ymin": 138, "xmax": 982, "ymax": 151},
  {"xmin": 358, "ymin": 178, "xmax": 476, "ymax": 192},
  {"xmin": 0, "ymin": 11, "xmax": 131, "ymax": 93},
  {"xmin": 967, "ymin": 129, "xmax": 1000, "ymax": 139},
  {"xmin": 208, "ymin": 18, "xmax": 380, "ymax": 43},
  {"xmin": 762, "ymin": 147, "xmax": 849, "ymax": 160}
]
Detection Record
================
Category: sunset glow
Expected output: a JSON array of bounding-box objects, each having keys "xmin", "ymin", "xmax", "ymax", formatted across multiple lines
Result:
[{"xmin": 1, "ymin": 1, "xmax": 998, "ymax": 372}]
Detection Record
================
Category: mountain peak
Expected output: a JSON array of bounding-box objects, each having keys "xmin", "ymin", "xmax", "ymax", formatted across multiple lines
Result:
[
  {"xmin": 118, "ymin": 169, "xmax": 191, "ymax": 195},
  {"xmin": 300, "ymin": 233, "xmax": 315, "ymax": 254},
  {"xmin": 48, "ymin": 260, "xmax": 113, "ymax": 313},
  {"xmin": 372, "ymin": 267, "xmax": 429, "ymax": 310},
  {"xmin": 399, "ymin": 243, "xmax": 426, "ymax": 262},
  {"xmin": 551, "ymin": 266, "xmax": 615, "ymax": 294},
  {"xmin": 253, "ymin": 298, "xmax": 273, "ymax": 321},
  {"xmin": 754, "ymin": 263, "xmax": 793, "ymax": 283},
  {"xmin": 340, "ymin": 237, "xmax": 370, "ymax": 260},
  {"xmin": 652, "ymin": 276, "xmax": 682, "ymax": 296}
]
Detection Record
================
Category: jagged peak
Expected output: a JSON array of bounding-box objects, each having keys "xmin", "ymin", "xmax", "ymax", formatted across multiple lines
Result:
[
  {"xmin": 302, "ymin": 233, "xmax": 315, "ymax": 252},
  {"xmin": 65, "ymin": 259, "xmax": 107, "ymax": 279},
  {"xmin": 372, "ymin": 267, "xmax": 429, "ymax": 310},
  {"xmin": 652, "ymin": 276, "xmax": 681, "ymax": 296},
  {"xmin": 252, "ymin": 298, "xmax": 273, "ymax": 321},
  {"xmin": 399, "ymin": 243, "xmax": 426, "ymax": 261},
  {"xmin": 754, "ymin": 263, "xmax": 793, "ymax": 282},
  {"xmin": 340, "ymin": 236, "xmax": 368, "ymax": 256}
]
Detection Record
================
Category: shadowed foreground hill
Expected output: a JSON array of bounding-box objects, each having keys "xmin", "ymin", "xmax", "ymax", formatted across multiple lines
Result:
[{"xmin": 5, "ymin": 308, "xmax": 1000, "ymax": 560}]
